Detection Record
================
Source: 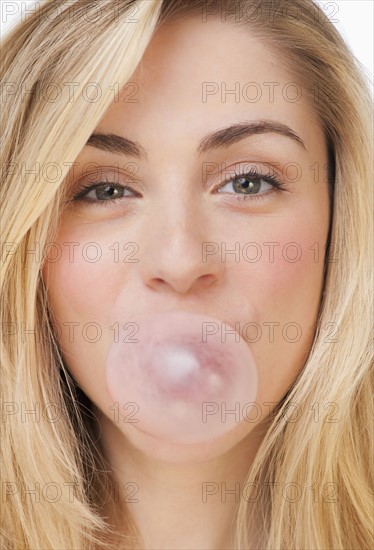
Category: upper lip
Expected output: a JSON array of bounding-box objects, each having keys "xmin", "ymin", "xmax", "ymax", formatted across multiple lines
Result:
[{"xmin": 126, "ymin": 308, "xmax": 242, "ymax": 335}]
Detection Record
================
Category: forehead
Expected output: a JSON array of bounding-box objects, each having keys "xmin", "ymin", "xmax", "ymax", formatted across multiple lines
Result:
[{"xmin": 96, "ymin": 17, "xmax": 324, "ymax": 156}]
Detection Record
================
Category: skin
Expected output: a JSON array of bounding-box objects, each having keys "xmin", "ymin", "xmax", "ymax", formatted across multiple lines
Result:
[{"xmin": 43, "ymin": 17, "xmax": 330, "ymax": 550}]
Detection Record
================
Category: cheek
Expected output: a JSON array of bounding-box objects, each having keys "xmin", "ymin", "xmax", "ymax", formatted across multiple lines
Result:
[
  {"xmin": 231, "ymin": 204, "xmax": 328, "ymax": 309},
  {"xmin": 43, "ymin": 230, "xmax": 127, "ymax": 321},
  {"xmin": 42, "ymin": 230, "xmax": 127, "ymax": 406},
  {"xmin": 258, "ymin": 229, "xmax": 323, "ymax": 308},
  {"xmin": 230, "ymin": 214, "xmax": 328, "ymax": 402}
]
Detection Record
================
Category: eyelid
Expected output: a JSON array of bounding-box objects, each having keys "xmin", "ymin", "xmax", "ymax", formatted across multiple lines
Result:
[{"xmin": 74, "ymin": 162, "xmax": 140, "ymax": 184}]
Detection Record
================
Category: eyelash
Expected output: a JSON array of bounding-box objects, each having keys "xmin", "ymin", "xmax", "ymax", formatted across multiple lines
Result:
[{"xmin": 72, "ymin": 168, "xmax": 287, "ymax": 206}]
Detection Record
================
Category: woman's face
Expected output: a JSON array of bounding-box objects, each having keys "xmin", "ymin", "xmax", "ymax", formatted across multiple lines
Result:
[{"xmin": 44, "ymin": 18, "xmax": 330, "ymax": 461}]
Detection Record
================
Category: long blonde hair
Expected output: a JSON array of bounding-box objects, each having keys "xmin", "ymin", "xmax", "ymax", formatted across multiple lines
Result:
[{"xmin": 1, "ymin": 1, "xmax": 373, "ymax": 548}]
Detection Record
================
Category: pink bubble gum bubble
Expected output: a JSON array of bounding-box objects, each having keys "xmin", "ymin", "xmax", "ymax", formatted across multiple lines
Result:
[{"xmin": 106, "ymin": 311, "xmax": 258, "ymax": 445}]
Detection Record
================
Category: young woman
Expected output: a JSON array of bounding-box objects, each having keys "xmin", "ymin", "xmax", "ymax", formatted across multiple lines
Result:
[{"xmin": 1, "ymin": 1, "xmax": 373, "ymax": 548}]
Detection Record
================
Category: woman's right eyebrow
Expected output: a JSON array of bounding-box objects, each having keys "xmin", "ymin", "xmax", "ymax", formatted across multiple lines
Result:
[
  {"xmin": 85, "ymin": 119, "xmax": 306, "ymax": 159},
  {"xmin": 86, "ymin": 132, "xmax": 147, "ymax": 159}
]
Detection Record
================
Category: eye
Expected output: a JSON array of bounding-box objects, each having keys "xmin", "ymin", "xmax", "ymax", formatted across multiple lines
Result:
[
  {"xmin": 83, "ymin": 184, "xmax": 132, "ymax": 201},
  {"xmin": 218, "ymin": 169, "xmax": 284, "ymax": 197},
  {"xmin": 73, "ymin": 180, "xmax": 138, "ymax": 203}
]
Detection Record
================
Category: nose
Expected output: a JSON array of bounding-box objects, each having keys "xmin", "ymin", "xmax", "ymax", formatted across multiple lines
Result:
[{"xmin": 138, "ymin": 199, "xmax": 223, "ymax": 295}]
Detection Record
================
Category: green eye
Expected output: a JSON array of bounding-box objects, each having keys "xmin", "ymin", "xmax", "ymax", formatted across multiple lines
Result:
[
  {"xmin": 90, "ymin": 185, "xmax": 125, "ymax": 200},
  {"xmin": 219, "ymin": 171, "xmax": 282, "ymax": 195},
  {"xmin": 74, "ymin": 182, "xmax": 137, "ymax": 203}
]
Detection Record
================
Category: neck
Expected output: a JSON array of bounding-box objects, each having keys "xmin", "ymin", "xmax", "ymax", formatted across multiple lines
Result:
[{"xmin": 97, "ymin": 415, "xmax": 265, "ymax": 549}]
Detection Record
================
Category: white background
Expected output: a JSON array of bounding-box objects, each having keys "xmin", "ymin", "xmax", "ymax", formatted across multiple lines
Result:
[{"xmin": 1, "ymin": 0, "xmax": 373, "ymax": 91}]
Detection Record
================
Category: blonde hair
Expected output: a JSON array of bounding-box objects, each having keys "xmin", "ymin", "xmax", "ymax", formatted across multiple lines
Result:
[{"xmin": 1, "ymin": 1, "xmax": 372, "ymax": 548}]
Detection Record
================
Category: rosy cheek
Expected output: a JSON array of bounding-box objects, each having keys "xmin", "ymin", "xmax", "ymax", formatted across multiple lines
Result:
[
  {"xmin": 43, "ymin": 225, "xmax": 123, "ymax": 321},
  {"xmin": 260, "ymin": 234, "xmax": 319, "ymax": 295},
  {"xmin": 228, "ymin": 214, "xmax": 328, "ymax": 397},
  {"xmin": 42, "ymin": 231, "xmax": 122, "ymax": 404},
  {"xmin": 231, "ymin": 212, "xmax": 325, "ymax": 300}
]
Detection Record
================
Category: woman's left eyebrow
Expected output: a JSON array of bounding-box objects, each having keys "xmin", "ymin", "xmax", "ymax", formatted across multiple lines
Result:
[
  {"xmin": 85, "ymin": 119, "xmax": 306, "ymax": 159},
  {"xmin": 197, "ymin": 120, "xmax": 306, "ymax": 154}
]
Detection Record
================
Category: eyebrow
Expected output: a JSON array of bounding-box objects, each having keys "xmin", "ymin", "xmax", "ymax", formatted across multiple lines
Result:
[
  {"xmin": 197, "ymin": 120, "xmax": 306, "ymax": 154},
  {"xmin": 86, "ymin": 120, "xmax": 306, "ymax": 159},
  {"xmin": 86, "ymin": 132, "xmax": 147, "ymax": 159}
]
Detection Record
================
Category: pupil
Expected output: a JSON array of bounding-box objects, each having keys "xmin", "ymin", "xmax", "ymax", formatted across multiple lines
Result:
[
  {"xmin": 97, "ymin": 185, "xmax": 120, "ymax": 200},
  {"xmin": 234, "ymin": 177, "xmax": 260, "ymax": 194}
]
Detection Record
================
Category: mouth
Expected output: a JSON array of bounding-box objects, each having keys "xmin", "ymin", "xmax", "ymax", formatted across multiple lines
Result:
[{"xmin": 105, "ymin": 309, "xmax": 258, "ymax": 445}]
